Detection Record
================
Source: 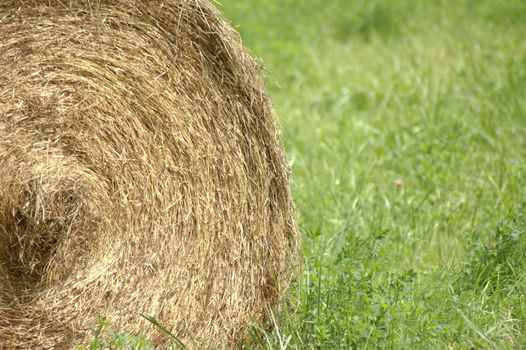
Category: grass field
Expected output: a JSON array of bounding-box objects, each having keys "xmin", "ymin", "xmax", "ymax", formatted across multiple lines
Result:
[
  {"xmin": 219, "ymin": 0, "xmax": 526, "ymax": 348},
  {"xmin": 82, "ymin": 0, "xmax": 526, "ymax": 348}
]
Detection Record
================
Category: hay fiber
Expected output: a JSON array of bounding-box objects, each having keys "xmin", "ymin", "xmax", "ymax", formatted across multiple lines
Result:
[{"xmin": 0, "ymin": 1, "xmax": 298, "ymax": 348}]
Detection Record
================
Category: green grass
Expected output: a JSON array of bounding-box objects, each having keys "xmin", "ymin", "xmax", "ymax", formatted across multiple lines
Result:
[
  {"xmin": 82, "ymin": 0, "xmax": 526, "ymax": 348},
  {"xmin": 220, "ymin": 0, "xmax": 526, "ymax": 348}
]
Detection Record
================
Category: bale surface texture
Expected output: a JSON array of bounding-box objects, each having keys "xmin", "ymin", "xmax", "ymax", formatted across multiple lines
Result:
[{"xmin": 0, "ymin": 1, "xmax": 298, "ymax": 348}]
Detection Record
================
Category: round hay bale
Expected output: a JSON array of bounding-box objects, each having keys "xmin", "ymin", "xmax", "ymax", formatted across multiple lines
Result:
[{"xmin": 0, "ymin": 1, "xmax": 298, "ymax": 348}]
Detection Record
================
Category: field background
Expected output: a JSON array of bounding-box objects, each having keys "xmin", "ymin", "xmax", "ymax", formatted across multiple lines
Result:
[{"xmin": 219, "ymin": 0, "xmax": 526, "ymax": 348}]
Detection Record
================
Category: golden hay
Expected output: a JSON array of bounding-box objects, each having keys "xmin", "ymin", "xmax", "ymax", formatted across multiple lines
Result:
[{"xmin": 0, "ymin": 0, "xmax": 298, "ymax": 348}]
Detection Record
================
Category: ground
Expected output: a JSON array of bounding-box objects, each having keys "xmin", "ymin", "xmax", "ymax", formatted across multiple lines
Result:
[{"xmin": 219, "ymin": 0, "xmax": 526, "ymax": 348}]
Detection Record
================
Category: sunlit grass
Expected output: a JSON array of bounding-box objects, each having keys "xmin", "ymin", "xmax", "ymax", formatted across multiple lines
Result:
[{"xmin": 219, "ymin": 0, "xmax": 526, "ymax": 348}]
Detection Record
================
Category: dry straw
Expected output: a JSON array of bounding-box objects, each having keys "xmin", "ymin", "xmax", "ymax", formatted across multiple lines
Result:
[{"xmin": 0, "ymin": 0, "xmax": 298, "ymax": 348}]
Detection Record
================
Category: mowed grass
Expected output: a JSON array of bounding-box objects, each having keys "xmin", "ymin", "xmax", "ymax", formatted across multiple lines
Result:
[
  {"xmin": 80, "ymin": 0, "xmax": 526, "ymax": 349},
  {"xmin": 218, "ymin": 0, "xmax": 526, "ymax": 348}
]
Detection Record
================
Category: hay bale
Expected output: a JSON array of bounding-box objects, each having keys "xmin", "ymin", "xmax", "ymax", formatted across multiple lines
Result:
[{"xmin": 0, "ymin": 1, "xmax": 298, "ymax": 348}]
